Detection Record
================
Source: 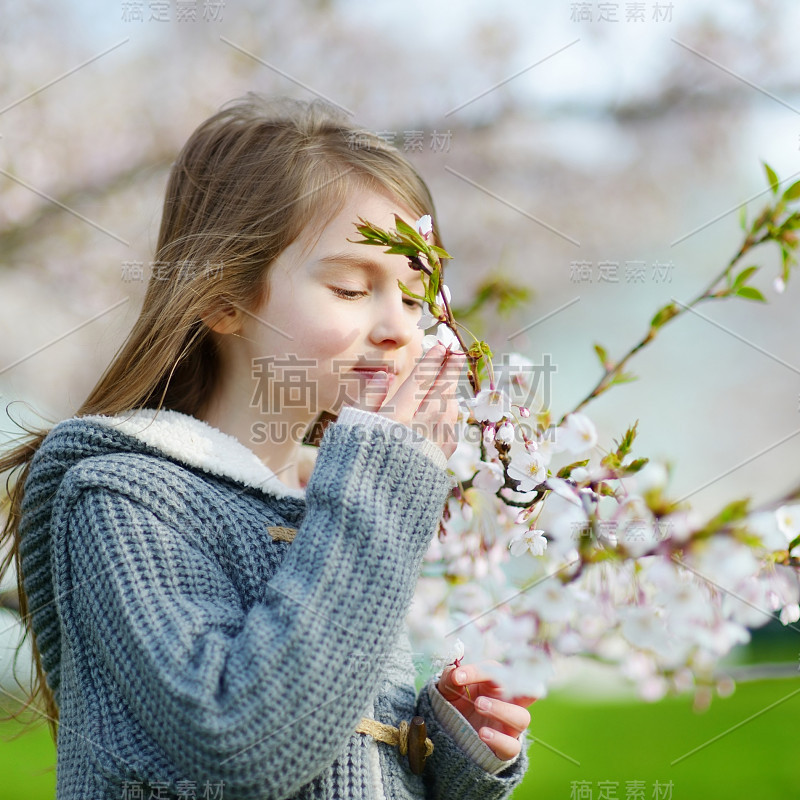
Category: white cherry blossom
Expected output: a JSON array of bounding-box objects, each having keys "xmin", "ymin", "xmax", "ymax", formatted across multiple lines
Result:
[
  {"xmin": 430, "ymin": 637, "xmax": 464, "ymax": 672},
  {"xmin": 509, "ymin": 528, "xmax": 548, "ymax": 557},
  {"xmin": 483, "ymin": 648, "xmax": 554, "ymax": 699},
  {"xmin": 776, "ymin": 504, "xmax": 800, "ymax": 542},
  {"xmin": 780, "ymin": 603, "xmax": 800, "ymax": 625},
  {"xmin": 507, "ymin": 450, "xmax": 547, "ymax": 492},
  {"xmin": 468, "ymin": 387, "xmax": 512, "ymax": 423},
  {"xmin": 494, "ymin": 421, "xmax": 515, "ymax": 446},
  {"xmin": 406, "ymin": 366, "xmax": 800, "ymax": 704},
  {"xmin": 415, "ymin": 214, "xmax": 433, "ymax": 240},
  {"xmin": 557, "ymin": 412, "xmax": 598, "ymax": 454},
  {"xmin": 421, "ymin": 322, "xmax": 463, "ymax": 353},
  {"xmin": 472, "ymin": 461, "xmax": 504, "ymax": 493}
]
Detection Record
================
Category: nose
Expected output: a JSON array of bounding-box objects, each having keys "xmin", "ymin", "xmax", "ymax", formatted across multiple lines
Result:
[{"xmin": 367, "ymin": 292, "xmax": 416, "ymax": 349}]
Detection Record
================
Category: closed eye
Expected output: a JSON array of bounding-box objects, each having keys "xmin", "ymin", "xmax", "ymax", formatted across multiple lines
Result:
[
  {"xmin": 329, "ymin": 286, "xmax": 367, "ymax": 300},
  {"xmin": 332, "ymin": 285, "xmax": 423, "ymax": 310}
]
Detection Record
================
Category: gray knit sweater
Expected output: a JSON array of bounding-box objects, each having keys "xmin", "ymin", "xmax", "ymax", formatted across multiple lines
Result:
[{"xmin": 19, "ymin": 406, "xmax": 529, "ymax": 799}]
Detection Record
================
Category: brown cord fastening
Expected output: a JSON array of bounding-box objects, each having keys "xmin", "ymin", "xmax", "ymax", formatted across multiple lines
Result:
[
  {"xmin": 356, "ymin": 716, "xmax": 433, "ymax": 775},
  {"xmin": 267, "ymin": 525, "xmax": 297, "ymax": 542}
]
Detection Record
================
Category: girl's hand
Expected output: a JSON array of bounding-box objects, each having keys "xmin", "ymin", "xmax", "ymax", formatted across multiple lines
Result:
[
  {"xmin": 359, "ymin": 344, "xmax": 466, "ymax": 459},
  {"xmin": 437, "ymin": 663, "xmax": 535, "ymax": 761}
]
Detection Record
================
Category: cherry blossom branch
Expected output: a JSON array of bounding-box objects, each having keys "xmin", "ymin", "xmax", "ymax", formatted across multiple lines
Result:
[
  {"xmin": 352, "ymin": 216, "xmax": 485, "ymax": 395},
  {"xmin": 354, "ymin": 166, "xmax": 800, "ymax": 529},
  {"xmin": 565, "ymin": 165, "xmax": 800, "ymax": 424}
]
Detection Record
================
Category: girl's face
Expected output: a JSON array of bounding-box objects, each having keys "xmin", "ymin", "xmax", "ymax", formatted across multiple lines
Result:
[{"xmin": 237, "ymin": 187, "xmax": 429, "ymax": 421}]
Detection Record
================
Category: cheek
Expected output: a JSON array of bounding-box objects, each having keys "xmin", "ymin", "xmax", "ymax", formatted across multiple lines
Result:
[{"xmin": 284, "ymin": 308, "xmax": 360, "ymax": 361}]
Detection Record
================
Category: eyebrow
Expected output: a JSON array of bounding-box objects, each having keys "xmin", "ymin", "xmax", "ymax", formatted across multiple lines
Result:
[{"xmin": 316, "ymin": 252, "xmax": 425, "ymax": 287}]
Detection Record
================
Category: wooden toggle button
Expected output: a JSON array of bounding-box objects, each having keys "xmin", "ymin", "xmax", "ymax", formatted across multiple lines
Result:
[{"xmin": 407, "ymin": 715, "xmax": 428, "ymax": 775}]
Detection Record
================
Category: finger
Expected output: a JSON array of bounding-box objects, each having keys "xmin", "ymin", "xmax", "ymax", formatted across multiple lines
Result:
[
  {"xmin": 431, "ymin": 395, "xmax": 462, "ymax": 458},
  {"xmin": 473, "ymin": 696, "xmax": 531, "ymax": 737},
  {"xmin": 418, "ymin": 352, "xmax": 466, "ymax": 417},
  {"xmin": 448, "ymin": 663, "xmax": 503, "ymax": 694},
  {"xmin": 510, "ymin": 695, "xmax": 538, "ymax": 708},
  {"xmin": 478, "ymin": 727, "xmax": 523, "ymax": 761},
  {"xmin": 437, "ymin": 665, "xmax": 463, "ymax": 701},
  {"xmin": 389, "ymin": 344, "xmax": 448, "ymax": 419}
]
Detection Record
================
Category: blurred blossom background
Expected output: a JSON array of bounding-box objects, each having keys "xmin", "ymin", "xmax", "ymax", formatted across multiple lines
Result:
[{"xmin": 2, "ymin": 0, "xmax": 800, "ymax": 795}]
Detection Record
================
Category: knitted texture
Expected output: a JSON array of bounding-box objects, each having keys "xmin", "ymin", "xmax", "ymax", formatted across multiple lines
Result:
[{"xmin": 19, "ymin": 409, "xmax": 529, "ymax": 799}]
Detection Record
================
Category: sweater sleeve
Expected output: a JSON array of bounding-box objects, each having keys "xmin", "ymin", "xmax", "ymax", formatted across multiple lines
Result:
[
  {"xmin": 335, "ymin": 405, "xmax": 449, "ymax": 470},
  {"xmin": 425, "ymin": 679, "xmax": 524, "ymax": 775},
  {"xmin": 54, "ymin": 421, "xmax": 455, "ymax": 799},
  {"xmin": 334, "ymin": 409, "xmax": 531, "ymax": 796},
  {"xmin": 415, "ymin": 678, "xmax": 530, "ymax": 799}
]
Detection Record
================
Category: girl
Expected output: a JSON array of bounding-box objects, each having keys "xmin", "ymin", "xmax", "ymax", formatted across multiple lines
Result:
[{"xmin": 1, "ymin": 94, "xmax": 531, "ymax": 799}]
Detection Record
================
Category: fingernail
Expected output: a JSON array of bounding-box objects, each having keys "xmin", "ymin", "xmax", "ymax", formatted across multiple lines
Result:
[
  {"xmin": 480, "ymin": 728, "xmax": 494, "ymax": 741},
  {"xmin": 455, "ymin": 669, "xmax": 467, "ymax": 684},
  {"xmin": 476, "ymin": 696, "xmax": 491, "ymax": 712}
]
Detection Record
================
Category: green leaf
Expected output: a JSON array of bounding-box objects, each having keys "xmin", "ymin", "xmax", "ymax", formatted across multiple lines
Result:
[
  {"xmin": 782, "ymin": 180, "xmax": 800, "ymax": 202},
  {"xmin": 429, "ymin": 245, "xmax": 453, "ymax": 259},
  {"xmin": 764, "ymin": 161, "xmax": 779, "ymax": 194},
  {"xmin": 451, "ymin": 274, "xmax": 532, "ymax": 323},
  {"xmin": 594, "ymin": 343, "xmax": 609, "ymax": 369},
  {"xmin": 355, "ymin": 218, "xmax": 393, "ymax": 242},
  {"xmin": 781, "ymin": 247, "xmax": 793, "ymax": 283},
  {"xmin": 397, "ymin": 280, "xmax": 425, "ymax": 301},
  {"xmin": 782, "ymin": 212, "xmax": 800, "ymax": 230},
  {"xmin": 557, "ymin": 459, "xmax": 589, "ymax": 479},
  {"xmin": 621, "ymin": 457, "xmax": 649, "ymax": 475},
  {"xmin": 394, "ymin": 215, "xmax": 427, "ymax": 251},
  {"xmin": 650, "ymin": 303, "xmax": 679, "ymax": 329},
  {"xmin": 735, "ymin": 286, "xmax": 766, "ymax": 302},
  {"xmin": 614, "ymin": 421, "xmax": 639, "ymax": 459},
  {"xmin": 731, "ymin": 265, "xmax": 759, "ymax": 291},
  {"xmin": 739, "ymin": 204, "xmax": 747, "ymax": 231},
  {"xmin": 700, "ymin": 498, "xmax": 750, "ymax": 535},
  {"xmin": 609, "ymin": 371, "xmax": 638, "ymax": 386},
  {"xmin": 394, "ymin": 215, "xmax": 418, "ymax": 237},
  {"xmin": 430, "ymin": 264, "xmax": 440, "ymax": 300},
  {"xmin": 384, "ymin": 245, "xmax": 422, "ymax": 258}
]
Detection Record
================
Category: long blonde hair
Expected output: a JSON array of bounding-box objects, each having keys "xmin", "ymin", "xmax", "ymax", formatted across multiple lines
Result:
[{"xmin": 0, "ymin": 93, "xmax": 441, "ymax": 740}]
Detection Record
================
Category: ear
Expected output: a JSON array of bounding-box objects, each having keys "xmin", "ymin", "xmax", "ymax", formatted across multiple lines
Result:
[{"xmin": 201, "ymin": 304, "xmax": 242, "ymax": 336}]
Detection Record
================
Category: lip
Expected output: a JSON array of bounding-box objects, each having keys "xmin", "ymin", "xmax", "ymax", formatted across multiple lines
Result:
[
  {"xmin": 352, "ymin": 364, "xmax": 398, "ymax": 376},
  {"xmin": 352, "ymin": 367, "xmax": 398, "ymax": 388}
]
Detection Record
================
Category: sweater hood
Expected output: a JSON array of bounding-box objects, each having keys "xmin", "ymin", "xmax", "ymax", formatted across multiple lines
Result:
[{"xmin": 18, "ymin": 408, "xmax": 308, "ymax": 706}]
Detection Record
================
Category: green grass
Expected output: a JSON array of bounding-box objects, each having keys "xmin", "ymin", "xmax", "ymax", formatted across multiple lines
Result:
[
  {"xmin": 512, "ymin": 676, "xmax": 800, "ymax": 800},
  {"xmin": 2, "ymin": 678, "xmax": 799, "ymax": 799},
  {"xmin": 0, "ymin": 713, "xmax": 56, "ymax": 800}
]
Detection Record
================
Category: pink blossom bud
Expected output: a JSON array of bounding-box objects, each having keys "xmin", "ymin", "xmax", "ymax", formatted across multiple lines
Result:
[
  {"xmin": 518, "ymin": 406, "xmax": 530, "ymax": 418},
  {"xmin": 415, "ymin": 214, "xmax": 433, "ymax": 241}
]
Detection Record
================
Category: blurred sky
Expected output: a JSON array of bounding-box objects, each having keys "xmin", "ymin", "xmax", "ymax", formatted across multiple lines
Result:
[{"xmin": 2, "ymin": 0, "xmax": 800, "ymax": 523}]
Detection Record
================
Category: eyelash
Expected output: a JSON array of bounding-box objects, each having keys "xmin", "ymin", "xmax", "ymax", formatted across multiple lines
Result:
[
  {"xmin": 329, "ymin": 286, "xmax": 423, "ymax": 309},
  {"xmin": 329, "ymin": 287, "xmax": 367, "ymax": 300}
]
